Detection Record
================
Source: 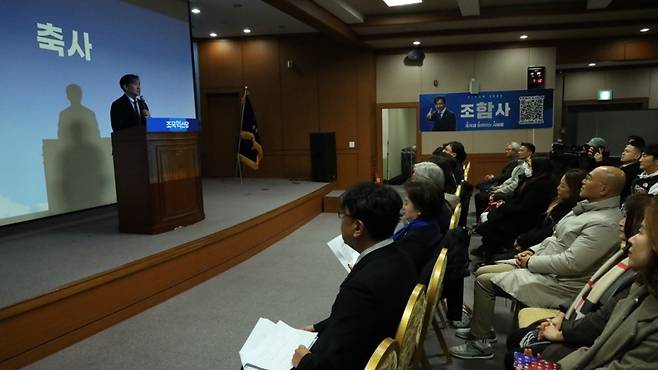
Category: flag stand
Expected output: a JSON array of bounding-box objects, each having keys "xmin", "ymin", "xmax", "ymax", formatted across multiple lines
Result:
[{"xmin": 235, "ymin": 86, "xmax": 248, "ymax": 184}]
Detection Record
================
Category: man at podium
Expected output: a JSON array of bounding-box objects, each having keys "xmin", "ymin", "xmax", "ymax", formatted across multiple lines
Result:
[{"xmin": 110, "ymin": 74, "xmax": 150, "ymax": 131}]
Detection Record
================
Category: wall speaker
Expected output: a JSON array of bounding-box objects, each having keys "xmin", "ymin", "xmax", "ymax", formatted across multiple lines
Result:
[
  {"xmin": 404, "ymin": 48, "xmax": 425, "ymax": 66},
  {"xmin": 310, "ymin": 132, "xmax": 337, "ymax": 182}
]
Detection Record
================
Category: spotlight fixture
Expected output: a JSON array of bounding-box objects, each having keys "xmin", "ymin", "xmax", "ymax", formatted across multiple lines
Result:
[
  {"xmin": 191, "ymin": 8, "xmax": 201, "ymax": 14},
  {"xmin": 209, "ymin": 32, "xmax": 218, "ymax": 37},
  {"xmin": 588, "ymin": 62, "xmax": 596, "ymax": 67},
  {"xmin": 412, "ymin": 40, "xmax": 421, "ymax": 46},
  {"xmin": 243, "ymin": 28, "xmax": 251, "ymax": 34},
  {"xmin": 640, "ymin": 27, "xmax": 650, "ymax": 33},
  {"xmin": 519, "ymin": 34, "xmax": 528, "ymax": 39}
]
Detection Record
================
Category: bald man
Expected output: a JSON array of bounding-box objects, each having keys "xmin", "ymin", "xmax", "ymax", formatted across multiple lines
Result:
[{"xmin": 450, "ymin": 167, "xmax": 625, "ymax": 360}]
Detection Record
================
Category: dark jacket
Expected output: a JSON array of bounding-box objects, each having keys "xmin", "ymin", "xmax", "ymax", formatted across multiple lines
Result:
[
  {"xmin": 429, "ymin": 109, "xmax": 456, "ymax": 131},
  {"xmin": 393, "ymin": 219, "xmax": 443, "ymax": 273},
  {"xmin": 297, "ymin": 245, "xmax": 417, "ymax": 370},
  {"xmin": 110, "ymin": 94, "xmax": 149, "ymax": 132},
  {"xmin": 516, "ymin": 202, "xmax": 574, "ymax": 250},
  {"xmin": 477, "ymin": 158, "xmax": 518, "ymax": 190},
  {"xmin": 477, "ymin": 176, "xmax": 557, "ymax": 248},
  {"xmin": 620, "ymin": 161, "xmax": 640, "ymax": 202}
]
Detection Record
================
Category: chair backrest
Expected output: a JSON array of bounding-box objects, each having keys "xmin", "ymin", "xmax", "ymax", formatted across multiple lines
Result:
[
  {"xmin": 364, "ymin": 337, "xmax": 400, "ymax": 370},
  {"xmin": 421, "ymin": 248, "xmax": 448, "ymax": 340},
  {"xmin": 455, "ymin": 184, "xmax": 462, "ymax": 197},
  {"xmin": 394, "ymin": 284, "xmax": 428, "ymax": 370},
  {"xmin": 463, "ymin": 162, "xmax": 471, "ymax": 181},
  {"xmin": 449, "ymin": 203, "xmax": 462, "ymax": 230}
]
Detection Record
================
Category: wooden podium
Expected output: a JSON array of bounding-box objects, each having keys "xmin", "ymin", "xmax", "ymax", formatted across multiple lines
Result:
[{"xmin": 111, "ymin": 121, "xmax": 204, "ymax": 234}]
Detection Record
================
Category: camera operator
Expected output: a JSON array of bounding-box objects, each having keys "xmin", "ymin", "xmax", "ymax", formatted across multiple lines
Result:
[{"xmin": 578, "ymin": 137, "xmax": 613, "ymax": 171}]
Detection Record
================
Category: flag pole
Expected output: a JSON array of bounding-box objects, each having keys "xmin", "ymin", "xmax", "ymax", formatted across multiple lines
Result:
[{"xmin": 235, "ymin": 86, "xmax": 248, "ymax": 184}]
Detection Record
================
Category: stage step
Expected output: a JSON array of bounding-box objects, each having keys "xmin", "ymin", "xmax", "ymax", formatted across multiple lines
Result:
[{"xmin": 323, "ymin": 190, "xmax": 343, "ymax": 213}]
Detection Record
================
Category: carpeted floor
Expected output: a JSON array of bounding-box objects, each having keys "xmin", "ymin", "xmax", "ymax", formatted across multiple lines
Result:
[
  {"xmin": 0, "ymin": 178, "xmax": 328, "ymax": 307},
  {"xmin": 28, "ymin": 199, "xmax": 520, "ymax": 370}
]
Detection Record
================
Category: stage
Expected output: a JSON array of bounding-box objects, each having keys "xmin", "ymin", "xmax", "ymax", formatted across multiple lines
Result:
[{"xmin": 0, "ymin": 178, "xmax": 332, "ymax": 369}]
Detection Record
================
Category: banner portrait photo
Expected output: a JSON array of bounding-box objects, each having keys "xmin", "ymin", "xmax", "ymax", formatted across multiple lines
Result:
[{"xmin": 420, "ymin": 89, "xmax": 554, "ymax": 132}]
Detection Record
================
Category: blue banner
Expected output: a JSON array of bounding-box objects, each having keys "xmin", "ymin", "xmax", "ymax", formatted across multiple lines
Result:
[
  {"xmin": 146, "ymin": 117, "xmax": 200, "ymax": 133},
  {"xmin": 420, "ymin": 89, "xmax": 553, "ymax": 132}
]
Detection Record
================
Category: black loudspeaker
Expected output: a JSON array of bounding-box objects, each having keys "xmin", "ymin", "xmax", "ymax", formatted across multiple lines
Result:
[
  {"xmin": 310, "ymin": 132, "xmax": 337, "ymax": 182},
  {"xmin": 404, "ymin": 48, "xmax": 425, "ymax": 66}
]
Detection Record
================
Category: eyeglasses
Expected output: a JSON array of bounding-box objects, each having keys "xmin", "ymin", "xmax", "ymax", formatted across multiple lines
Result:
[{"xmin": 338, "ymin": 210, "xmax": 356, "ymax": 220}]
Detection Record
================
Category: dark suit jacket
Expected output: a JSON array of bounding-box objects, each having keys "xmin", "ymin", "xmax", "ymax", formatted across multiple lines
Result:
[
  {"xmin": 430, "ymin": 109, "xmax": 456, "ymax": 131},
  {"xmin": 297, "ymin": 245, "xmax": 417, "ymax": 370},
  {"xmin": 620, "ymin": 161, "xmax": 640, "ymax": 203},
  {"xmin": 110, "ymin": 94, "xmax": 149, "ymax": 132}
]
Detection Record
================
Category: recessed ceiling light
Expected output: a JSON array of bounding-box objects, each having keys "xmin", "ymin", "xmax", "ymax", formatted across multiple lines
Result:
[
  {"xmin": 243, "ymin": 28, "xmax": 251, "ymax": 34},
  {"xmin": 191, "ymin": 8, "xmax": 201, "ymax": 14},
  {"xmin": 413, "ymin": 40, "xmax": 421, "ymax": 46},
  {"xmin": 640, "ymin": 27, "xmax": 650, "ymax": 32},
  {"xmin": 519, "ymin": 34, "xmax": 528, "ymax": 39},
  {"xmin": 209, "ymin": 32, "xmax": 218, "ymax": 38},
  {"xmin": 588, "ymin": 62, "xmax": 596, "ymax": 67},
  {"xmin": 383, "ymin": 0, "xmax": 422, "ymax": 6}
]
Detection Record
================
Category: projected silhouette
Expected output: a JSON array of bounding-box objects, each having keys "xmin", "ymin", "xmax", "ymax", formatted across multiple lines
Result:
[{"xmin": 44, "ymin": 84, "xmax": 112, "ymax": 213}]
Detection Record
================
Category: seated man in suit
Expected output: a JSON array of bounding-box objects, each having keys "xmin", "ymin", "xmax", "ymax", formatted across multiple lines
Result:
[
  {"xmin": 110, "ymin": 74, "xmax": 150, "ymax": 132},
  {"xmin": 292, "ymin": 182, "xmax": 418, "ymax": 370}
]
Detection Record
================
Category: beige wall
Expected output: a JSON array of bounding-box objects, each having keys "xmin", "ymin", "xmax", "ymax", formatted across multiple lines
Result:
[
  {"xmin": 382, "ymin": 108, "xmax": 416, "ymax": 180},
  {"xmin": 377, "ymin": 47, "xmax": 557, "ymax": 154},
  {"xmin": 562, "ymin": 67, "xmax": 658, "ymax": 108}
]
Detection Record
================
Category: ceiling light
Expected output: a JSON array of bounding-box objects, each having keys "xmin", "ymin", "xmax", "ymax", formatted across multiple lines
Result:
[
  {"xmin": 519, "ymin": 34, "xmax": 528, "ymax": 39},
  {"xmin": 588, "ymin": 62, "xmax": 596, "ymax": 67},
  {"xmin": 640, "ymin": 27, "xmax": 650, "ymax": 33},
  {"xmin": 191, "ymin": 8, "xmax": 201, "ymax": 14},
  {"xmin": 412, "ymin": 41, "xmax": 421, "ymax": 46},
  {"xmin": 243, "ymin": 28, "xmax": 251, "ymax": 34},
  {"xmin": 383, "ymin": 0, "xmax": 422, "ymax": 6},
  {"xmin": 209, "ymin": 32, "xmax": 217, "ymax": 38}
]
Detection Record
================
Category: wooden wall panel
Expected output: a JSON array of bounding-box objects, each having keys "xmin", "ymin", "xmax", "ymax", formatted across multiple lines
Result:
[
  {"xmin": 197, "ymin": 35, "xmax": 376, "ymax": 188},
  {"xmin": 318, "ymin": 55, "xmax": 357, "ymax": 150},
  {"xmin": 279, "ymin": 36, "xmax": 320, "ymax": 151},
  {"xmin": 356, "ymin": 54, "xmax": 376, "ymax": 184},
  {"xmin": 243, "ymin": 39, "xmax": 283, "ymax": 152},
  {"xmin": 198, "ymin": 40, "xmax": 243, "ymax": 89},
  {"xmin": 336, "ymin": 152, "xmax": 358, "ymax": 189}
]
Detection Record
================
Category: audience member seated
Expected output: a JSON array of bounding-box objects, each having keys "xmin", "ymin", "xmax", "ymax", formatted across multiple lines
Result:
[
  {"xmin": 503, "ymin": 193, "xmax": 651, "ymax": 368},
  {"xmin": 488, "ymin": 142, "xmax": 535, "ymax": 203},
  {"xmin": 555, "ymin": 197, "xmax": 658, "ymax": 369},
  {"xmin": 619, "ymin": 136, "xmax": 644, "ymax": 202},
  {"xmin": 475, "ymin": 142, "xmax": 520, "ymax": 218},
  {"xmin": 292, "ymin": 182, "xmax": 417, "ymax": 370},
  {"xmin": 448, "ymin": 166, "xmax": 625, "ymax": 360},
  {"xmin": 392, "ymin": 181, "xmax": 444, "ymax": 273},
  {"xmin": 439, "ymin": 141, "xmax": 467, "ymax": 182},
  {"xmin": 411, "ymin": 162, "xmax": 452, "ymax": 234},
  {"xmin": 423, "ymin": 156, "xmax": 461, "ymax": 211},
  {"xmin": 472, "ymin": 158, "xmax": 557, "ymax": 261},
  {"xmin": 631, "ymin": 143, "xmax": 658, "ymax": 196},
  {"xmin": 512, "ymin": 169, "xmax": 588, "ymax": 253}
]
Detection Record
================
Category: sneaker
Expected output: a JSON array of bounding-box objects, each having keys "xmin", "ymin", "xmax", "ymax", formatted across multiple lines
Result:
[
  {"xmin": 449, "ymin": 340, "xmax": 494, "ymax": 360},
  {"xmin": 454, "ymin": 328, "xmax": 497, "ymax": 343}
]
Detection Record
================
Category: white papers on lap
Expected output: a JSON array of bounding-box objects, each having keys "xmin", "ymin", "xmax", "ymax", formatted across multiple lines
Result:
[
  {"xmin": 327, "ymin": 234, "xmax": 359, "ymax": 272},
  {"xmin": 239, "ymin": 317, "xmax": 318, "ymax": 370}
]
